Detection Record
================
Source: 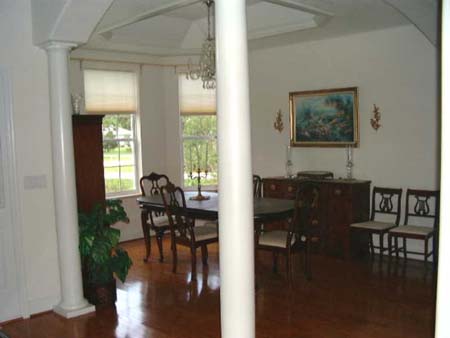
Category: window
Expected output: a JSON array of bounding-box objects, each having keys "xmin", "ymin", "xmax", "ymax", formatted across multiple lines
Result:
[
  {"xmin": 179, "ymin": 76, "xmax": 217, "ymax": 188},
  {"xmin": 84, "ymin": 69, "xmax": 140, "ymax": 196}
]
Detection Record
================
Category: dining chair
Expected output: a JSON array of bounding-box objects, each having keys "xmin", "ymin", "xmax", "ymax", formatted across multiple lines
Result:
[
  {"xmin": 255, "ymin": 182, "xmax": 320, "ymax": 283},
  {"xmin": 139, "ymin": 172, "xmax": 171, "ymax": 262},
  {"xmin": 388, "ymin": 189, "xmax": 439, "ymax": 266},
  {"xmin": 350, "ymin": 187, "xmax": 402, "ymax": 259},
  {"xmin": 160, "ymin": 182, "xmax": 218, "ymax": 279}
]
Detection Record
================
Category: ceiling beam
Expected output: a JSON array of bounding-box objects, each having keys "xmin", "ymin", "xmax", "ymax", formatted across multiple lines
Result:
[
  {"xmin": 261, "ymin": 0, "xmax": 334, "ymax": 17},
  {"xmin": 97, "ymin": 0, "xmax": 202, "ymax": 34}
]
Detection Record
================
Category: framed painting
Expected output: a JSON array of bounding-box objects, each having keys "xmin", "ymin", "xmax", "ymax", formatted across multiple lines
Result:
[{"xmin": 289, "ymin": 87, "xmax": 359, "ymax": 147}]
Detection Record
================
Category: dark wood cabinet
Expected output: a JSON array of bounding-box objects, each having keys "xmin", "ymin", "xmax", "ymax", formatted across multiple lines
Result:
[
  {"xmin": 263, "ymin": 177, "xmax": 371, "ymax": 257},
  {"xmin": 72, "ymin": 115, "xmax": 105, "ymax": 213}
]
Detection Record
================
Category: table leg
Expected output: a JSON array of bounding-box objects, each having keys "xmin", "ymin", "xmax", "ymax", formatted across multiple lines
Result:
[{"xmin": 141, "ymin": 209, "xmax": 151, "ymax": 262}]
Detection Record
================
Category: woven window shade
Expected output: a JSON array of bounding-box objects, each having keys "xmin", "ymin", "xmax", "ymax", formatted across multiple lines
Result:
[
  {"xmin": 179, "ymin": 76, "xmax": 216, "ymax": 115},
  {"xmin": 84, "ymin": 69, "xmax": 137, "ymax": 114}
]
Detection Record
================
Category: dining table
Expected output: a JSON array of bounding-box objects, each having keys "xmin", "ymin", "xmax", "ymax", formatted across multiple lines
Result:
[
  {"xmin": 137, "ymin": 191, "xmax": 295, "ymax": 259},
  {"xmin": 137, "ymin": 191, "xmax": 294, "ymax": 221}
]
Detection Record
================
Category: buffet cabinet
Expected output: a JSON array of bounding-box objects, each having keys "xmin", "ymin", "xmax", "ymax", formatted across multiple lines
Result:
[
  {"xmin": 72, "ymin": 115, "xmax": 106, "ymax": 213},
  {"xmin": 263, "ymin": 177, "xmax": 371, "ymax": 257}
]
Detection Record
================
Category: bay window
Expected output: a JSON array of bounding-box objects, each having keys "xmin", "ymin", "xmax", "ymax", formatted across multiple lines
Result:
[
  {"xmin": 179, "ymin": 76, "xmax": 217, "ymax": 188},
  {"xmin": 84, "ymin": 69, "xmax": 140, "ymax": 196}
]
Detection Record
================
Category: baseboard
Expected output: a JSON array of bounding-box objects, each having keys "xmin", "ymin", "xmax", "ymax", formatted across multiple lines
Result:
[{"xmin": 27, "ymin": 295, "xmax": 60, "ymax": 317}]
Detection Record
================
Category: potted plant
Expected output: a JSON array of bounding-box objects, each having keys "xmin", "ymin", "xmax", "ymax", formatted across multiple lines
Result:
[{"xmin": 78, "ymin": 199, "xmax": 133, "ymax": 306}]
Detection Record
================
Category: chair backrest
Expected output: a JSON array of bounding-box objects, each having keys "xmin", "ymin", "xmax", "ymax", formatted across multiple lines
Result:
[
  {"xmin": 253, "ymin": 174, "xmax": 262, "ymax": 198},
  {"xmin": 139, "ymin": 172, "xmax": 170, "ymax": 197},
  {"xmin": 404, "ymin": 189, "xmax": 439, "ymax": 228},
  {"xmin": 370, "ymin": 187, "xmax": 402, "ymax": 225},
  {"xmin": 160, "ymin": 182, "xmax": 192, "ymax": 239},
  {"xmin": 292, "ymin": 182, "xmax": 321, "ymax": 237}
]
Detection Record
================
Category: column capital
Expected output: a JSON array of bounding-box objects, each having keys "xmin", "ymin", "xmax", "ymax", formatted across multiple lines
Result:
[{"xmin": 40, "ymin": 41, "xmax": 78, "ymax": 52}]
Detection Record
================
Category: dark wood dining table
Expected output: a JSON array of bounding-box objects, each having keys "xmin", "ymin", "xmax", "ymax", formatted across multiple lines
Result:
[
  {"xmin": 137, "ymin": 191, "xmax": 295, "ymax": 222},
  {"xmin": 137, "ymin": 191, "xmax": 295, "ymax": 261}
]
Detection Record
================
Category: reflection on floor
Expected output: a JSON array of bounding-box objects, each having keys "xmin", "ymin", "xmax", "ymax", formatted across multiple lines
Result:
[{"xmin": 2, "ymin": 237, "xmax": 436, "ymax": 338}]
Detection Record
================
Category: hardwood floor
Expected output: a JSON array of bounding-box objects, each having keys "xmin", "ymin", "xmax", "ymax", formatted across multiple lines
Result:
[{"xmin": 2, "ymin": 237, "xmax": 436, "ymax": 338}]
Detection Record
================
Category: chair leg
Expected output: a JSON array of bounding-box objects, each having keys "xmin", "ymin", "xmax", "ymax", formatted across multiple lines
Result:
[
  {"xmin": 369, "ymin": 233, "xmax": 375, "ymax": 257},
  {"xmin": 201, "ymin": 245, "xmax": 208, "ymax": 265},
  {"xmin": 272, "ymin": 252, "xmax": 279, "ymax": 273},
  {"xmin": 424, "ymin": 237, "xmax": 429, "ymax": 266},
  {"xmin": 141, "ymin": 211, "xmax": 151, "ymax": 262},
  {"xmin": 433, "ymin": 234, "xmax": 438, "ymax": 268},
  {"xmin": 191, "ymin": 246, "xmax": 197, "ymax": 280},
  {"xmin": 156, "ymin": 231, "xmax": 164, "ymax": 262},
  {"xmin": 172, "ymin": 244, "xmax": 178, "ymax": 273},
  {"xmin": 304, "ymin": 241, "xmax": 311, "ymax": 280},
  {"xmin": 395, "ymin": 237, "xmax": 399, "ymax": 258},
  {"xmin": 379, "ymin": 232, "xmax": 384, "ymax": 260},
  {"xmin": 388, "ymin": 234, "xmax": 392, "ymax": 260},
  {"xmin": 403, "ymin": 238, "xmax": 407, "ymax": 260},
  {"xmin": 286, "ymin": 253, "xmax": 292, "ymax": 286}
]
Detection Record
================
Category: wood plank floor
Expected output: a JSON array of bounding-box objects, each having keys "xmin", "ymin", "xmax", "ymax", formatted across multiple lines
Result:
[{"xmin": 2, "ymin": 237, "xmax": 436, "ymax": 338}]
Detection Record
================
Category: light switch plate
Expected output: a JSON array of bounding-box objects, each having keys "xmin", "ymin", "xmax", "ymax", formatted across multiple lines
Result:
[{"xmin": 24, "ymin": 175, "xmax": 47, "ymax": 190}]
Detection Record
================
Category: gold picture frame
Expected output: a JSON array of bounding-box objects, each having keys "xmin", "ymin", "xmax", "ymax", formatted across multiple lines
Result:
[{"xmin": 289, "ymin": 87, "xmax": 359, "ymax": 147}]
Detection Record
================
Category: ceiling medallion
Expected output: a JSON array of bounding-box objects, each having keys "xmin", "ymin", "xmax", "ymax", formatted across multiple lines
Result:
[{"xmin": 186, "ymin": 0, "xmax": 216, "ymax": 90}]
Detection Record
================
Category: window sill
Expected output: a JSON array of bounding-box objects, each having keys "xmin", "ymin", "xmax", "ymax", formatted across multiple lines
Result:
[{"xmin": 106, "ymin": 191, "xmax": 141, "ymax": 200}]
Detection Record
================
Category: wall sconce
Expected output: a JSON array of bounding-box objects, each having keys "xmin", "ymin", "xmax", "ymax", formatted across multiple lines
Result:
[
  {"xmin": 273, "ymin": 109, "xmax": 284, "ymax": 133},
  {"xmin": 370, "ymin": 104, "xmax": 381, "ymax": 131}
]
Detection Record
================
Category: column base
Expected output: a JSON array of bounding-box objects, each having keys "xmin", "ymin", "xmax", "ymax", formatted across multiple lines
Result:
[{"xmin": 53, "ymin": 301, "xmax": 95, "ymax": 319}]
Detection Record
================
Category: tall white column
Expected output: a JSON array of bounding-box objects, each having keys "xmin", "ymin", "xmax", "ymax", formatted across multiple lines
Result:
[
  {"xmin": 436, "ymin": 1, "xmax": 450, "ymax": 337},
  {"xmin": 216, "ymin": 1, "xmax": 255, "ymax": 338},
  {"xmin": 44, "ymin": 42, "xmax": 95, "ymax": 318}
]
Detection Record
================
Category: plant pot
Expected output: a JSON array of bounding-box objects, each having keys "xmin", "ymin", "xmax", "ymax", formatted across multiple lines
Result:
[{"xmin": 85, "ymin": 279, "xmax": 117, "ymax": 307}]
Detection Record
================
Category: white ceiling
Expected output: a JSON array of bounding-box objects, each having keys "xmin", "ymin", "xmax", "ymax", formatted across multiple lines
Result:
[{"xmin": 78, "ymin": 0, "xmax": 437, "ymax": 56}]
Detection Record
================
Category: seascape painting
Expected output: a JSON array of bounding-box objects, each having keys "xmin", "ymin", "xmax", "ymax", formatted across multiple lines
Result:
[{"xmin": 289, "ymin": 87, "xmax": 359, "ymax": 147}]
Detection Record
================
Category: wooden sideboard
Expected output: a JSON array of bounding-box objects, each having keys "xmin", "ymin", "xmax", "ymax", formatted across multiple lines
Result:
[
  {"xmin": 72, "ymin": 115, "xmax": 105, "ymax": 213},
  {"xmin": 263, "ymin": 177, "xmax": 371, "ymax": 257}
]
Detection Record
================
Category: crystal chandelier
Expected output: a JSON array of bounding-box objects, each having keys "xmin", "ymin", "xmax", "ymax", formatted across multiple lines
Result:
[{"xmin": 187, "ymin": 0, "xmax": 216, "ymax": 89}]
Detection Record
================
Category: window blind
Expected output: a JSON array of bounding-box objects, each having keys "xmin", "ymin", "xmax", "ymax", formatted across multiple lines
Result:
[
  {"xmin": 84, "ymin": 69, "xmax": 137, "ymax": 114},
  {"xmin": 179, "ymin": 76, "xmax": 216, "ymax": 115}
]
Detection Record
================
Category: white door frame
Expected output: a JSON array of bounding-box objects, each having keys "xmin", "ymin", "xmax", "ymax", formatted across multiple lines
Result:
[{"xmin": 0, "ymin": 67, "xmax": 28, "ymax": 320}]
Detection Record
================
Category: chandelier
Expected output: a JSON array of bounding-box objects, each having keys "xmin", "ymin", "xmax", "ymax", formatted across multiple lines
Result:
[{"xmin": 186, "ymin": 0, "xmax": 216, "ymax": 90}]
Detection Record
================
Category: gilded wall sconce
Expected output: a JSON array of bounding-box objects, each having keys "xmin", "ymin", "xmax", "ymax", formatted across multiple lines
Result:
[
  {"xmin": 273, "ymin": 109, "xmax": 284, "ymax": 133},
  {"xmin": 370, "ymin": 104, "xmax": 381, "ymax": 131}
]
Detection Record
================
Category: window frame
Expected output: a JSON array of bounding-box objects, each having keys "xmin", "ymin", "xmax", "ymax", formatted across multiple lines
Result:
[
  {"xmin": 82, "ymin": 66, "xmax": 142, "ymax": 198},
  {"xmin": 180, "ymin": 114, "xmax": 218, "ymax": 191},
  {"xmin": 102, "ymin": 113, "xmax": 140, "ymax": 198}
]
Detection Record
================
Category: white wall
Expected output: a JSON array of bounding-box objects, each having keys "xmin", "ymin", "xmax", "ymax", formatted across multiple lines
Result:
[
  {"xmin": 249, "ymin": 25, "xmax": 438, "ymax": 192},
  {"xmin": 0, "ymin": 0, "xmax": 61, "ymax": 315},
  {"xmin": 160, "ymin": 25, "xmax": 438, "ymax": 258},
  {"xmin": 68, "ymin": 53, "xmax": 170, "ymax": 242},
  {"xmin": 161, "ymin": 25, "xmax": 438, "ymax": 189},
  {"xmin": 248, "ymin": 25, "xmax": 438, "ymax": 258},
  {"xmin": 68, "ymin": 25, "xmax": 438, "ymax": 257}
]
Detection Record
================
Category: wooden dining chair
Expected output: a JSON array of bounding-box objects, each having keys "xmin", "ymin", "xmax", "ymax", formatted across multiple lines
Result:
[
  {"xmin": 350, "ymin": 187, "xmax": 402, "ymax": 259},
  {"xmin": 388, "ymin": 189, "xmax": 439, "ymax": 266},
  {"xmin": 255, "ymin": 182, "xmax": 320, "ymax": 283},
  {"xmin": 139, "ymin": 172, "xmax": 171, "ymax": 262},
  {"xmin": 160, "ymin": 182, "xmax": 218, "ymax": 279}
]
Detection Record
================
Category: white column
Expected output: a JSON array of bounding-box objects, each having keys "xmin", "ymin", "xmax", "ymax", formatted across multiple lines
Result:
[
  {"xmin": 216, "ymin": 1, "xmax": 255, "ymax": 338},
  {"xmin": 44, "ymin": 42, "xmax": 95, "ymax": 318},
  {"xmin": 436, "ymin": 1, "xmax": 450, "ymax": 337}
]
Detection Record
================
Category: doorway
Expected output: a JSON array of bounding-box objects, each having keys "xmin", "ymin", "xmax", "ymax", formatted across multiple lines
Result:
[{"xmin": 0, "ymin": 69, "xmax": 23, "ymax": 322}]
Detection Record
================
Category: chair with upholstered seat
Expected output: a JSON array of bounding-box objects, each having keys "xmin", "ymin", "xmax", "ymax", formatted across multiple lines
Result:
[
  {"xmin": 350, "ymin": 187, "xmax": 402, "ymax": 259},
  {"xmin": 160, "ymin": 182, "xmax": 218, "ymax": 279},
  {"xmin": 388, "ymin": 189, "xmax": 439, "ymax": 265},
  {"xmin": 139, "ymin": 172, "xmax": 171, "ymax": 262},
  {"xmin": 255, "ymin": 182, "xmax": 320, "ymax": 283}
]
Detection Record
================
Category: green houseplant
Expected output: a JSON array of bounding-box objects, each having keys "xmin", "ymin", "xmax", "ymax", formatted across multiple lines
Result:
[{"xmin": 78, "ymin": 199, "xmax": 133, "ymax": 306}]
